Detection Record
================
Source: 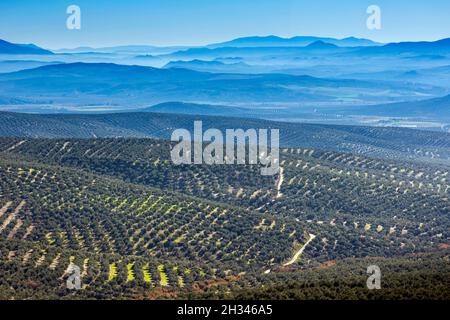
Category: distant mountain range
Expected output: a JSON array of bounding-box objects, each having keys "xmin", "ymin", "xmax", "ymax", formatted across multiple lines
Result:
[
  {"xmin": 54, "ymin": 45, "xmax": 188, "ymax": 55},
  {"xmin": 0, "ymin": 62, "xmax": 428, "ymax": 107},
  {"xmin": 2, "ymin": 36, "xmax": 450, "ymax": 57},
  {"xmin": 33, "ymin": 36, "xmax": 382, "ymax": 54},
  {"xmin": 0, "ymin": 39, "xmax": 53, "ymax": 55},
  {"xmin": 356, "ymin": 38, "xmax": 450, "ymax": 55},
  {"xmin": 385, "ymin": 38, "xmax": 450, "ymax": 50},
  {"xmin": 207, "ymin": 36, "xmax": 381, "ymax": 48},
  {"xmin": 1, "ymin": 36, "xmax": 450, "ymax": 122},
  {"xmin": 150, "ymin": 38, "xmax": 450, "ymax": 68},
  {"xmin": 158, "ymin": 43, "xmax": 351, "ymax": 61}
]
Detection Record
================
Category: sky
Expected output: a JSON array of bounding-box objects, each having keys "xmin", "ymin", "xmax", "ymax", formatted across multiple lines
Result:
[{"xmin": 1, "ymin": 0, "xmax": 450, "ymax": 49}]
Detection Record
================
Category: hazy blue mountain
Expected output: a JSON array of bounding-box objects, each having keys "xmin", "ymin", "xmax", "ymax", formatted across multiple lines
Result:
[
  {"xmin": 163, "ymin": 59, "xmax": 258, "ymax": 73},
  {"xmin": 350, "ymin": 94, "xmax": 450, "ymax": 119},
  {"xmin": 0, "ymin": 39, "xmax": 53, "ymax": 55},
  {"xmin": 151, "ymin": 38, "xmax": 450, "ymax": 76},
  {"xmin": 0, "ymin": 62, "xmax": 429, "ymax": 108},
  {"xmin": 0, "ymin": 60, "xmax": 63, "ymax": 73},
  {"xmin": 336, "ymin": 36, "xmax": 382, "ymax": 47},
  {"xmin": 339, "ymin": 65, "xmax": 450, "ymax": 88},
  {"xmin": 141, "ymin": 101, "xmax": 251, "ymax": 116},
  {"xmin": 207, "ymin": 35, "xmax": 380, "ymax": 48},
  {"xmin": 305, "ymin": 40, "xmax": 340, "ymax": 50},
  {"xmin": 157, "ymin": 45, "xmax": 364, "ymax": 64},
  {"xmin": 164, "ymin": 59, "xmax": 235, "ymax": 68},
  {"xmin": 55, "ymin": 45, "xmax": 158, "ymax": 53},
  {"xmin": 54, "ymin": 45, "xmax": 189, "ymax": 55},
  {"xmin": 357, "ymin": 38, "xmax": 450, "ymax": 55},
  {"xmin": 384, "ymin": 38, "xmax": 450, "ymax": 50}
]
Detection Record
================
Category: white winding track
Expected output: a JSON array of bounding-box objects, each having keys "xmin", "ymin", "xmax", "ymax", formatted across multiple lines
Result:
[{"xmin": 283, "ymin": 233, "xmax": 316, "ymax": 267}]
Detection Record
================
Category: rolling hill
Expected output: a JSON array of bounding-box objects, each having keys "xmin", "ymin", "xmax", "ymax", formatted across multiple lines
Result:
[
  {"xmin": 0, "ymin": 135, "xmax": 448, "ymax": 299},
  {"xmin": 0, "ymin": 39, "xmax": 53, "ymax": 55},
  {"xmin": 0, "ymin": 62, "xmax": 441, "ymax": 107},
  {"xmin": 349, "ymin": 94, "xmax": 450, "ymax": 119},
  {"xmin": 357, "ymin": 38, "xmax": 450, "ymax": 56},
  {"xmin": 141, "ymin": 101, "xmax": 251, "ymax": 116},
  {"xmin": 1, "ymin": 33, "xmax": 450, "ymax": 301},
  {"xmin": 0, "ymin": 60, "xmax": 63, "ymax": 73},
  {"xmin": 163, "ymin": 59, "xmax": 257, "ymax": 73},
  {"xmin": 0, "ymin": 111, "xmax": 449, "ymax": 164}
]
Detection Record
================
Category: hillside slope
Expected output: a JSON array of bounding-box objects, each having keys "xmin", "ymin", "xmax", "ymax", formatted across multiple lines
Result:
[
  {"xmin": 0, "ymin": 62, "xmax": 436, "ymax": 106},
  {"xmin": 0, "ymin": 137, "xmax": 448, "ymax": 299},
  {"xmin": 0, "ymin": 111, "xmax": 449, "ymax": 163},
  {"xmin": 0, "ymin": 39, "xmax": 53, "ymax": 55},
  {"xmin": 350, "ymin": 94, "xmax": 450, "ymax": 119}
]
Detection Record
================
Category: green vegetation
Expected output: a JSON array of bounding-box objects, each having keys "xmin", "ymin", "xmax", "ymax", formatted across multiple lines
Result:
[{"xmin": 0, "ymin": 137, "xmax": 448, "ymax": 299}]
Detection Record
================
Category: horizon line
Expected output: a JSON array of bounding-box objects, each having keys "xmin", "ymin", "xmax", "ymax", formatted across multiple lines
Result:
[{"xmin": 3, "ymin": 34, "xmax": 450, "ymax": 51}]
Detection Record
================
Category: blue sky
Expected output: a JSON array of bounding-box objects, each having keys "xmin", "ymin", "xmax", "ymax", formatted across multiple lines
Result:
[{"xmin": 1, "ymin": 0, "xmax": 450, "ymax": 49}]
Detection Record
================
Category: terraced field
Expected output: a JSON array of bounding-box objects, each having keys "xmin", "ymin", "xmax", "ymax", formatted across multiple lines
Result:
[{"xmin": 0, "ymin": 136, "xmax": 449, "ymax": 299}]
